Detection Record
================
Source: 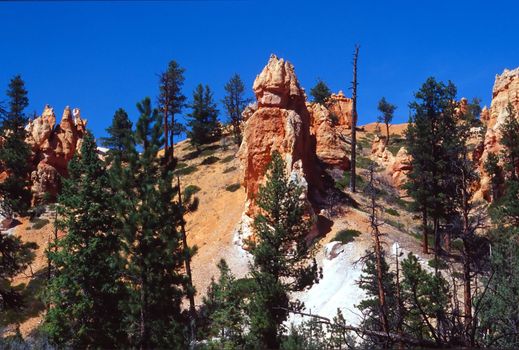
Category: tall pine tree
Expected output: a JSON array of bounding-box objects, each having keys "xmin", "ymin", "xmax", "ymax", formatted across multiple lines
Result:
[
  {"xmin": 110, "ymin": 97, "xmax": 192, "ymax": 349},
  {"xmin": 223, "ymin": 74, "xmax": 250, "ymax": 145},
  {"xmin": 246, "ymin": 151, "xmax": 320, "ymax": 349},
  {"xmin": 186, "ymin": 84, "xmax": 219, "ymax": 150},
  {"xmin": 44, "ymin": 132, "xmax": 126, "ymax": 348},
  {"xmin": 101, "ymin": 108, "xmax": 133, "ymax": 161},
  {"xmin": 0, "ymin": 75, "xmax": 32, "ymax": 217}
]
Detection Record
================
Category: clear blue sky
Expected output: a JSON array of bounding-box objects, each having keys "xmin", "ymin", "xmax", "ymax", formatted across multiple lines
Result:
[{"xmin": 1, "ymin": 0, "xmax": 518, "ymax": 141}]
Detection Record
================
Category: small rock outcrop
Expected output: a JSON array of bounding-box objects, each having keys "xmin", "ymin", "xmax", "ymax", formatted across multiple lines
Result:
[
  {"xmin": 328, "ymin": 91, "xmax": 353, "ymax": 128},
  {"xmin": 370, "ymin": 135, "xmax": 411, "ymax": 188},
  {"xmin": 26, "ymin": 105, "xmax": 87, "ymax": 204}
]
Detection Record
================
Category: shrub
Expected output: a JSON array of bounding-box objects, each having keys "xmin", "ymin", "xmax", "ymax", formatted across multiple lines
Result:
[
  {"xmin": 385, "ymin": 208, "xmax": 400, "ymax": 217},
  {"xmin": 223, "ymin": 166, "xmax": 237, "ymax": 174},
  {"xmin": 220, "ymin": 155, "xmax": 235, "ymax": 163},
  {"xmin": 200, "ymin": 156, "xmax": 220, "ymax": 165},
  {"xmin": 183, "ymin": 185, "xmax": 201, "ymax": 199},
  {"xmin": 30, "ymin": 218, "xmax": 49, "ymax": 230},
  {"xmin": 225, "ymin": 183, "xmax": 241, "ymax": 192},
  {"xmin": 428, "ymin": 258, "xmax": 448, "ymax": 270},
  {"xmin": 333, "ymin": 229, "xmax": 361, "ymax": 244},
  {"xmin": 176, "ymin": 162, "xmax": 188, "ymax": 169},
  {"xmin": 357, "ymin": 155, "xmax": 374, "ymax": 169},
  {"xmin": 174, "ymin": 165, "xmax": 197, "ymax": 176},
  {"xmin": 335, "ymin": 172, "xmax": 365, "ymax": 191}
]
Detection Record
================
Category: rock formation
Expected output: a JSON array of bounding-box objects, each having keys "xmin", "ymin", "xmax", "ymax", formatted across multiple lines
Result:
[
  {"xmin": 370, "ymin": 135, "xmax": 411, "ymax": 188},
  {"xmin": 308, "ymin": 102, "xmax": 350, "ymax": 170},
  {"xmin": 238, "ymin": 55, "xmax": 322, "ymax": 217},
  {"xmin": 26, "ymin": 105, "xmax": 87, "ymax": 204},
  {"xmin": 475, "ymin": 67, "xmax": 519, "ymax": 201},
  {"xmin": 328, "ymin": 91, "xmax": 353, "ymax": 128}
]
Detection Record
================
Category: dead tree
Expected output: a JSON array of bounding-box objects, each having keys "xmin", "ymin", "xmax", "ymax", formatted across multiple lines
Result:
[
  {"xmin": 350, "ymin": 45, "xmax": 360, "ymax": 192},
  {"xmin": 365, "ymin": 162, "xmax": 390, "ymax": 335}
]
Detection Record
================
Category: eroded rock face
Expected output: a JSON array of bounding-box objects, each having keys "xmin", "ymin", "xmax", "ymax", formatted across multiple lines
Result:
[
  {"xmin": 238, "ymin": 55, "xmax": 322, "ymax": 217},
  {"xmin": 328, "ymin": 91, "xmax": 353, "ymax": 128},
  {"xmin": 26, "ymin": 105, "xmax": 87, "ymax": 204},
  {"xmin": 475, "ymin": 67, "xmax": 519, "ymax": 201},
  {"xmin": 308, "ymin": 102, "xmax": 350, "ymax": 170},
  {"xmin": 370, "ymin": 135, "xmax": 411, "ymax": 188}
]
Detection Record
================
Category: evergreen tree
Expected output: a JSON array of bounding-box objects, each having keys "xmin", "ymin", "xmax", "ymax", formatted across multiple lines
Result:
[
  {"xmin": 401, "ymin": 253, "xmax": 450, "ymax": 344},
  {"xmin": 246, "ymin": 151, "xmax": 320, "ymax": 349},
  {"xmin": 484, "ymin": 152, "xmax": 503, "ymax": 201},
  {"xmin": 404, "ymin": 77, "xmax": 459, "ymax": 254},
  {"xmin": 158, "ymin": 60, "xmax": 187, "ymax": 154},
  {"xmin": 44, "ymin": 132, "xmax": 126, "ymax": 348},
  {"xmin": 202, "ymin": 259, "xmax": 246, "ymax": 347},
  {"xmin": 110, "ymin": 97, "xmax": 191, "ymax": 349},
  {"xmin": 223, "ymin": 74, "xmax": 250, "ymax": 145},
  {"xmin": 357, "ymin": 251, "xmax": 398, "ymax": 347},
  {"xmin": 101, "ymin": 108, "xmax": 133, "ymax": 161},
  {"xmin": 310, "ymin": 80, "xmax": 332, "ymax": 105},
  {"xmin": 0, "ymin": 75, "xmax": 31, "ymax": 217},
  {"xmin": 499, "ymin": 103, "xmax": 519, "ymax": 180},
  {"xmin": 0, "ymin": 233, "xmax": 36, "ymax": 310},
  {"xmin": 187, "ymin": 84, "xmax": 219, "ymax": 150},
  {"xmin": 377, "ymin": 97, "xmax": 396, "ymax": 144}
]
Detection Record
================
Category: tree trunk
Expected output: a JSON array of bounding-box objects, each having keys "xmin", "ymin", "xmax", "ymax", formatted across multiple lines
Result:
[
  {"xmin": 177, "ymin": 177, "xmax": 197, "ymax": 348},
  {"xmin": 386, "ymin": 122, "xmax": 390, "ymax": 144},
  {"xmin": 350, "ymin": 45, "xmax": 359, "ymax": 193},
  {"xmin": 422, "ymin": 208, "xmax": 428, "ymax": 254},
  {"xmin": 140, "ymin": 271, "xmax": 149, "ymax": 350}
]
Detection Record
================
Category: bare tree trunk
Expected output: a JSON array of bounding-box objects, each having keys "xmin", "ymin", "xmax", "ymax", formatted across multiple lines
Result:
[
  {"xmin": 386, "ymin": 122, "xmax": 390, "ymax": 144},
  {"xmin": 350, "ymin": 45, "xmax": 360, "ymax": 193},
  {"xmin": 177, "ymin": 177, "xmax": 197, "ymax": 348}
]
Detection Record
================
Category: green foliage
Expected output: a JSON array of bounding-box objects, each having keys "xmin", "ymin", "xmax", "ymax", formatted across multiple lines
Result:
[
  {"xmin": 201, "ymin": 155, "xmax": 220, "ymax": 165},
  {"xmin": 356, "ymin": 155, "xmax": 374, "ymax": 169},
  {"xmin": 109, "ymin": 97, "xmax": 191, "ymax": 348},
  {"xmin": 377, "ymin": 97, "xmax": 396, "ymax": 142},
  {"xmin": 220, "ymin": 154, "xmax": 235, "ymax": 163},
  {"xmin": 174, "ymin": 164, "xmax": 198, "ymax": 176},
  {"xmin": 201, "ymin": 259, "xmax": 246, "ymax": 347},
  {"xmin": 223, "ymin": 74, "xmax": 251, "ymax": 145},
  {"xmin": 225, "ymin": 183, "xmax": 241, "ymax": 192},
  {"xmin": 427, "ymin": 257, "xmax": 448, "ymax": 270},
  {"xmin": 176, "ymin": 161, "xmax": 188, "ymax": 169},
  {"xmin": 385, "ymin": 208, "xmax": 400, "ymax": 217},
  {"xmin": 499, "ymin": 103, "xmax": 519, "ymax": 180},
  {"xmin": 246, "ymin": 151, "xmax": 320, "ymax": 348},
  {"xmin": 333, "ymin": 229, "xmax": 361, "ymax": 244},
  {"xmin": 0, "ymin": 233, "xmax": 36, "ymax": 311},
  {"xmin": 310, "ymin": 80, "xmax": 332, "ymax": 105},
  {"xmin": 223, "ymin": 166, "xmax": 237, "ymax": 174},
  {"xmin": 401, "ymin": 253, "xmax": 450, "ymax": 341},
  {"xmin": 357, "ymin": 250, "xmax": 399, "ymax": 347},
  {"xmin": 183, "ymin": 185, "xmax": 201, "ymax": 199},
  {"xmin": 335, "ymin": 171, "xmax": 364, "ymax": 191},
  {"xmin": 44, "ymin": 132, "xmax": 126, "ymax": 348},
  {"xmin": 0, "ymin": 75, "xmax": 31, "ymax": 217},
  {"xmin": 101, "ymin": 108, "xmax": 133, "ymax": 161},
  {"xmin": 28, "ymin": 218, "xmax": 49, "ymax": 230},
  {"xmin": 158, "ymin": 60, "xmax": 187, "ymax": 147},
  {"xmin": 187, "ymin": 84, "xmax": 220, "ymax": 149}
]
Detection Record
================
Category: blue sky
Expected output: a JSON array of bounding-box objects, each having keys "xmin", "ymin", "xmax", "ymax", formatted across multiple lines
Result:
[{"xmin": 1, "ymin": 0, "xmax": 518, "ymax": 141}]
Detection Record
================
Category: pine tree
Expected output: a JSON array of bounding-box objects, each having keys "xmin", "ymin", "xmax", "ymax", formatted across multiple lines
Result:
[
  {"xmin": 202, "ymin": 259, "xmax": 246, "ymax": 347},
  {"xmin": 110, "ymin": 97, "xmax": 191, "ymax": 349},
  {"xmin": 101, "ymin": 108, "xmax": 133, "ymax": 161},
  {"xmin": 401, "ymin": 253, "xmax": 450, "ymax": 344},
  {"xmin": 0, "ymin": 233, "xmax": 36, "ymax": 310},
  {"xmin": 44, "ymin": 132, "xmax": 126, "ymax": 347},
  {"xmin": 499, "ymin": 103, "xmax": 519, "ymax": 180},
  {"xmin": 223, "ymin": 74, "xmax": 250, "ymax": 145},
  {"xmin": 0, "ymin": 75, "xmax": 32, "ymax": 217},
  {"xmin": 310, "ymin": 80, "xmax": 332, "ymax": 105},
  {"xmin": 404, "ymin": 77, "xmax": 459, "ymax": 254},
  {"xmin": 186, "ymin": 84, "xmax": 219, "ymax": 150},
  {"xmin": 158, "ymin": 60, "xmax": 187, "ymax": 155},
  {"xmin": 484, "ymin": 152, "xmax": 503, "ymax": 201},
  {"xmin": 377, "ymin": 97, "xmax": 396, "ymax": 144},
  {"xmin": 246, "ymin": 151, "xmax": 320, "ymax": 349},
  {"xmin": 357, "ymin": 251, "xmax": 398, "ymax": 347}
]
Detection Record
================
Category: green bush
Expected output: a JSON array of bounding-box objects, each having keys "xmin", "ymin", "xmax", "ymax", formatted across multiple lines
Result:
[
  {"xmin": 200, "ymin": 156, "xmax": 220, "ymax": 165},
  {"xmin": 225, "ymin": 183, "xmax": 241, "ymax": 192},
  {"xmin": 220, "ymin": 155, "xmax": 235, "ymax": 163},
  {"xmin": 174, "ymin": 165, "xmax": 197, "ymax": 176},
  {"xmin": 183, "ymin": 185, "xmax": 201, "ymax": 199},
  {"xmin": 356, "ymin": 155, "xmax": 374, "ymax": 169},
  {"xmin": 385, "ymin": 208, "xmax": 400, "ymax": 217},
  {"xmin": 335, "ymin": 172, "xmax": 365, "ymax": 191},
  {"xmin": 428, "ymin": 258, "xmax": 448, "ymax": 270},
  {"xmin": 176, "ymin": 162, "xmax": 188, "ymax": 169},
  {"xmin": 30, "ymin": 218, "xmax": 49, "ymax": 230},
  {"xmin": 223, "ymin": 166, "xmax": 237, "ymax": 174},
  {"xmin": 333, "ymin": 229, "xmax": 361, "ymax": 244}
]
